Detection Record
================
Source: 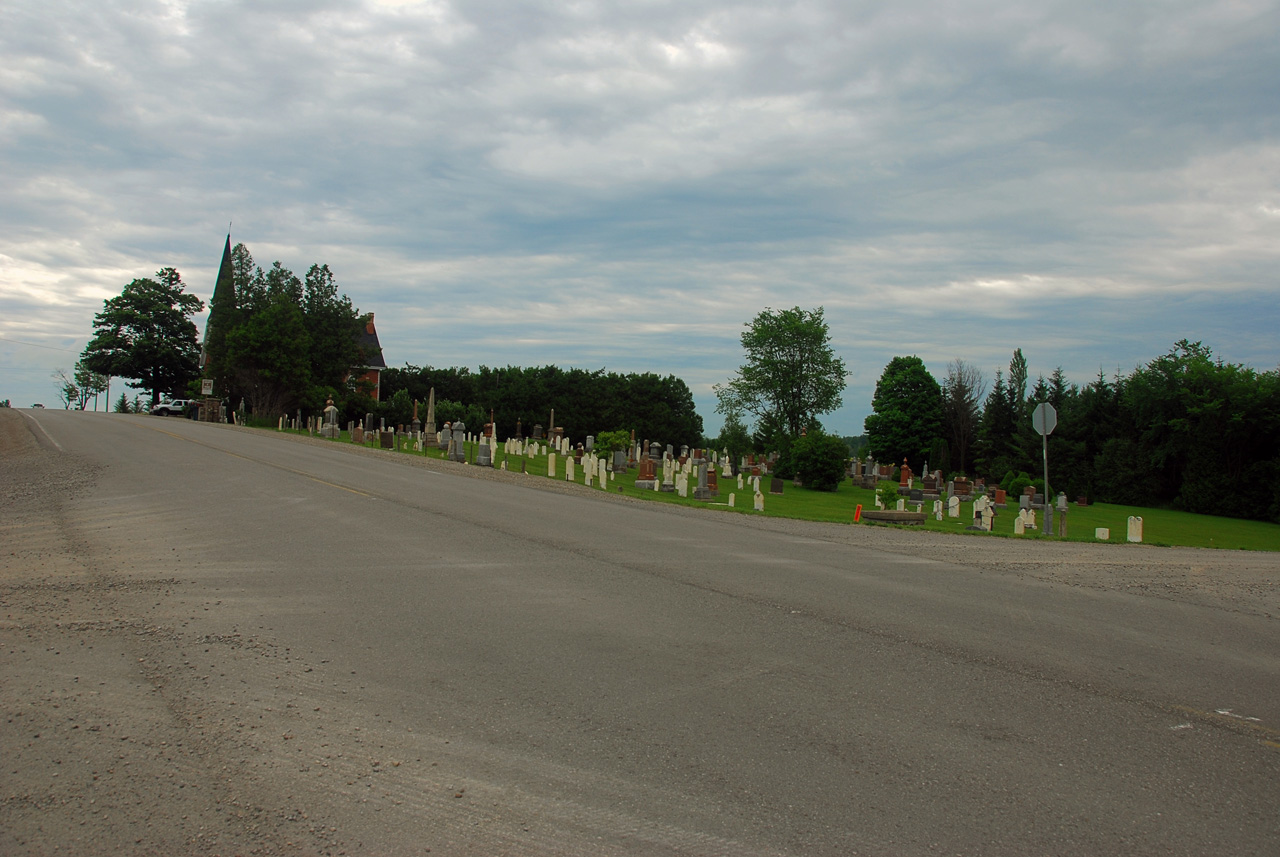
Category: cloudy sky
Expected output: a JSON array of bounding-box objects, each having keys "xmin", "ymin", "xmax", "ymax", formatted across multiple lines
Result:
[{"xmin": 3, "ymin": 0, "xmax": 1278, "ymax": 433}]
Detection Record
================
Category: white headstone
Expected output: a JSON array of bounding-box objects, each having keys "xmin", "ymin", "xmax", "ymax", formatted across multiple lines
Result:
[
  {"xmin": 1096, "ymin": 527, "xmax": 1110, "ymax": 540},
  {"xmin": 598, "ymin": 458, "xmax": 608, "ymax": 488},
  {"xmin": 566, "ymin": 458, "xmax": 575, "ymax": 482},
  {"xmin": 896, "ymin": 499, "xmax": 905, "ymax": 511},
  {"xmin": 1127, "ymin": 516, "xmax": 1143, "ymax": 543},
  {"xmin": 728, "ymin": 493, "xmax": 735, "ymax": 508},
  {"xmin": 933, "ymin": 499, "xmax": 943, "ymax": 520},
  {"xmin": 737, "ymin": 474, "xmax": 744, "ymax": 490},
  {"xmin": 1013, "ymin": 517, "xmax": 1025, "ymax": 535},
  {"xmin": 548, "ymin": 452, "xmax": 556, "ymax": 478},
  {"xmin": 948, "ymin": 496, "xmax": 960, "ymax": 517},
  {"xmin": 754, "ymin": 492, "xmax": 765, "ymax": 512}
]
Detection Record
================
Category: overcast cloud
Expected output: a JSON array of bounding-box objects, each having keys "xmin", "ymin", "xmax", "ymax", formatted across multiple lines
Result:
[{"xmin": 2, "ymin": 0, "xmax": 1278, "ymax": 432}]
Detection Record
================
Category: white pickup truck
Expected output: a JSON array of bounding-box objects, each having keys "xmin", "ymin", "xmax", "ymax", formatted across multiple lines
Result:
[{"xmin": 150, "ymin": 399, "xmax": 192, "ymax": 416}]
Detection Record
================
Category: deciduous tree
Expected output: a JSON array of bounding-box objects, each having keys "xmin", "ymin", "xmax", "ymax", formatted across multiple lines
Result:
[
  {"xmin": 864, "ymin": 356, "xmax": 943, "ymax": 472},
  {"xmin": 714, "ymin": 306, "xmax": 847, "ymax": 444}
]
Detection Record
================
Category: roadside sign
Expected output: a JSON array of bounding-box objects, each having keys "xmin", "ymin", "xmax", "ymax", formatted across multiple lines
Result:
[
  {"xmin": 1032, "ymin": 402, "xmax": 1057, "ymax": 436},
  {"xmin": 201, "ymin": 379, "xmax": 214, "ymax": 395}
]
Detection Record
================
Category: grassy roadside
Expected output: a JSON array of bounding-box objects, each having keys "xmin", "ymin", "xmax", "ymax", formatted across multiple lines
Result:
[{"xmin": 304, "ymin": 429, "xmax": 1280, "ymax": 552}]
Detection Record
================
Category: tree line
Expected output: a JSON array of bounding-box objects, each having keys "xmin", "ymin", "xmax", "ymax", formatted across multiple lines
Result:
[
  {"xmin": 380, "ymin": 364, "xmax": 703, "ymax": 448},
  {"xmin": 865, "ymin": 342, "xmax": 1280, "ymax": 522}
]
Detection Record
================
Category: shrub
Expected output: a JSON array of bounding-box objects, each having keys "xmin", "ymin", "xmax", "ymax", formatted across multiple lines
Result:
[{"xmin": 790, "ymin": 430, "xmax": 849, "ymax": 492}]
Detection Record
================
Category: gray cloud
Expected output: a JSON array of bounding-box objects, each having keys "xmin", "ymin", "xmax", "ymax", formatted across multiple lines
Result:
[{"xmin": 2, "ymin": 0, "xmax": 1278, "ymax": 425}]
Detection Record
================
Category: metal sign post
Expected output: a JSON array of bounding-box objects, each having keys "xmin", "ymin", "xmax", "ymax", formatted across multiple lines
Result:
[{"xmin": 1031, "ymin": 402, "xmax": 1058, "ymax": 535}]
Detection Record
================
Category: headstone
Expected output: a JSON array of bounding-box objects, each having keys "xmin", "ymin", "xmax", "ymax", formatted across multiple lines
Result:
[
  {"xmin": 909, "ymin": 488, "xmax": 923, "ymax": 502},
  {"xmin": 439, "ymin": 423, "xmax": 452, "ymax": 451},
  {"xmin": 352, "ymin": 426, "xmax": 364, "ymax": 444},
  {"xmin": 449, "ymin": 421, "xmax": 467, "ymax": 461},
  {"xmin": 380, "ymin": 430, "xmax": 394, "ymax": 449},
  {"xmin": 728, "ymin": 493, "xmax": 735, "ymax": 508},
  {"xmin": 548, "ymin": 452, "xmax": 557, "ymax": 478},
  {"xmin": 612, "ymin": 450, "xmax": 628, "ymax": 473},
  {"xmin": 694, "ymin": 463, "xmax": 714, "ymax": 501},
  {"xmin": 737, "ymin": 474, "xmax": 744, "ymax": 490},
  {"xmin": 754, "ymin": 492, "xmax": 765, "ymax": 512},
  {"xmin": 1014, "ymin": 515, "xmax": 1025, "ymax": 535},
  {"xmin": 994, "ymin": 489, "xmax": 1007, "ymax": 506},
  {"xmin": 532, "ymin": 423, "xmax": 543, "ymax": 440},
  {"xmin": 769, "ymin": 477, "xmax": 784, "ymax": 495},
  {"xmin": 948, "ymin": 496, "xmax": 960, "ymax": 517},
  {"xmin": 706, "ymin": 468, "xmax": 719, "ymax": 497},
  {"xmin": 598, "ymin": 458, "xmax": 607, "ymax": 489},
  {"xmin": 565, "ymin": 457, "xmax": 575, "ymax": 482},
  {"xmin": 1127, "ymin": 516, "xmax": 1143, "ymax": 543},
  {"xmin": 1096, "ymin": 527, "xmax": 1110, "ymax": 540},
  {"xmin": 895, "ymin": 499, "xmax": 905, "ymax": 511},
  {"xmin": 585, "ymin": 435, "xmax": 594, "ymax": 453},
  {"xmin": 635, "ymin": 456, "xmax": 656, "ymax": 489},
  {"xmin": 476, "ymin": 441, "xmax": 492, "ymax": 467},
  {"xmin": 933, "ymin": 499, "xmax": 943, "ymax": 520}
]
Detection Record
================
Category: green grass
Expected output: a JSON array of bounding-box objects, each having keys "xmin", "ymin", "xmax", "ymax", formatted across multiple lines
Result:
[{"xmin": 296, "ymin": 427, "xmax": 1280, "ymax": 552}]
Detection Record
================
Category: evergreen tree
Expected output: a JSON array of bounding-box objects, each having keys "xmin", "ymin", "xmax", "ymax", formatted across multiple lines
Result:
[{"xmin": 81, "ymin": 268, "xmax": 203, "ymax": 406}]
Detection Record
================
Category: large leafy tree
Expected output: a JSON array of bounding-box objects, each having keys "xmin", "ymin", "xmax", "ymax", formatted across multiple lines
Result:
[
  {"xmin": 225, "ymin": 290, "xmax": 311, "ymax": 418},
  {"xmin": 81, "ymin": 268, "xmax": 203, "ymax": 406},
  {"xmin": 864, "ymin": 355, "xmax": 943, "ymax": 472},
  {"xmin": 714, "ymin": 306, "xmax": 847, "ymax": 445}
]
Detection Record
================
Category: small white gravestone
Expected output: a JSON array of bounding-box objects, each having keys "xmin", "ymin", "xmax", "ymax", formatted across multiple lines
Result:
[
  {"xmin": 896, "ymin": 499, "xmax": 906, "ymax": 511},
  {"xmin": 754, "ymin": 492, "xmax": 765, "ymax": 512},
  {"xmin": 948, "ymin": 496, "xmax": 960, "ymax": 517},
  {"xmin": 875, "ymin": 494, "xmax": 884, "ymax": 509},
  {"xmin": 599, "ymin": 458, "xmax": 607, "ymax": 488},
  {"xmin": 548, "ymin": 452, "xmax": 557, "ymax": 478},
  {"xmin": 737, "ymin": 474, "xmax": 744, "ymax": 490},
  {"xmin": 1013, "ymin": 516, "xmax": 1025, "ymax": 535},
  {"xmin": 677, "ymin": 476, "xmax": 688, "ymax": 498},
  {"xmin": 1026, "ymin": 509, "xmax": 1035, "ymax": 530},
  {"xmin": 728, "ymin": 493, "xmax": 735, "ymax": 508},
  {"xmin": 1127, "ymin": 516, "xmax": 1143, "ymax": 543},
  {"xmin": 933, "ymin": 499, "xmax": 943, "ymax": 521},
  {"xmin": 721, "ymin": 460, "xmax": 732, "ymax": 478},
  {"xmin": 585, "ymin": 465, "xmax": 593, "ymax": 487},
  {"xmin": 566, "ymin": 458, "xmax": 575, "ymax": 482},
  {"xmin": 752, "ymin": 476, "xmax": 761, "ymax": 493},
  {"xmin": 1096, "ymin": 527, "xmax": 1110, "ymax": 540}
]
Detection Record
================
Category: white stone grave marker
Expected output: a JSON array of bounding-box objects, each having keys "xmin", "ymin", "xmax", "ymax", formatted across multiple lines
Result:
[
  {"xmin": 754, "ymin": 492, "xmax": 765, "ymax": 512},
  {"xmin": 1096, "ymin": 527, "xmax": 1110, "ymax": 540},
  {"xmin": 1127, "ymin": 516, "xmax": 1143, "ymax": 543}
]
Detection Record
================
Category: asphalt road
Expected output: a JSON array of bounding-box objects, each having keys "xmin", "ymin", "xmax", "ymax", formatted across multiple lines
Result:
[{"xmin": 3, "ymin": 409, "xmax": 1278, "ymax": 855}]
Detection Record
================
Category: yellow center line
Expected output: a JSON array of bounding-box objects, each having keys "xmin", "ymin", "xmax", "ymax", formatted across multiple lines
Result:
[{"xmin": 140, "ymin": 423, "xmax": 374, "ymax": 498}]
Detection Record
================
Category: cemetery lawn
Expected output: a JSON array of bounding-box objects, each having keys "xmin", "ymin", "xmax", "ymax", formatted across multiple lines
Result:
[{"xmin": 316, "ymin": 432, "xmax": 1280, "ymax": 552}]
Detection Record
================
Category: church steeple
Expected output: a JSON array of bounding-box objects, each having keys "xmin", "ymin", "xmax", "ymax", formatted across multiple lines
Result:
[{"xmin": 200, "ymin": 233, "xmax": 236, "ymax": 374}]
